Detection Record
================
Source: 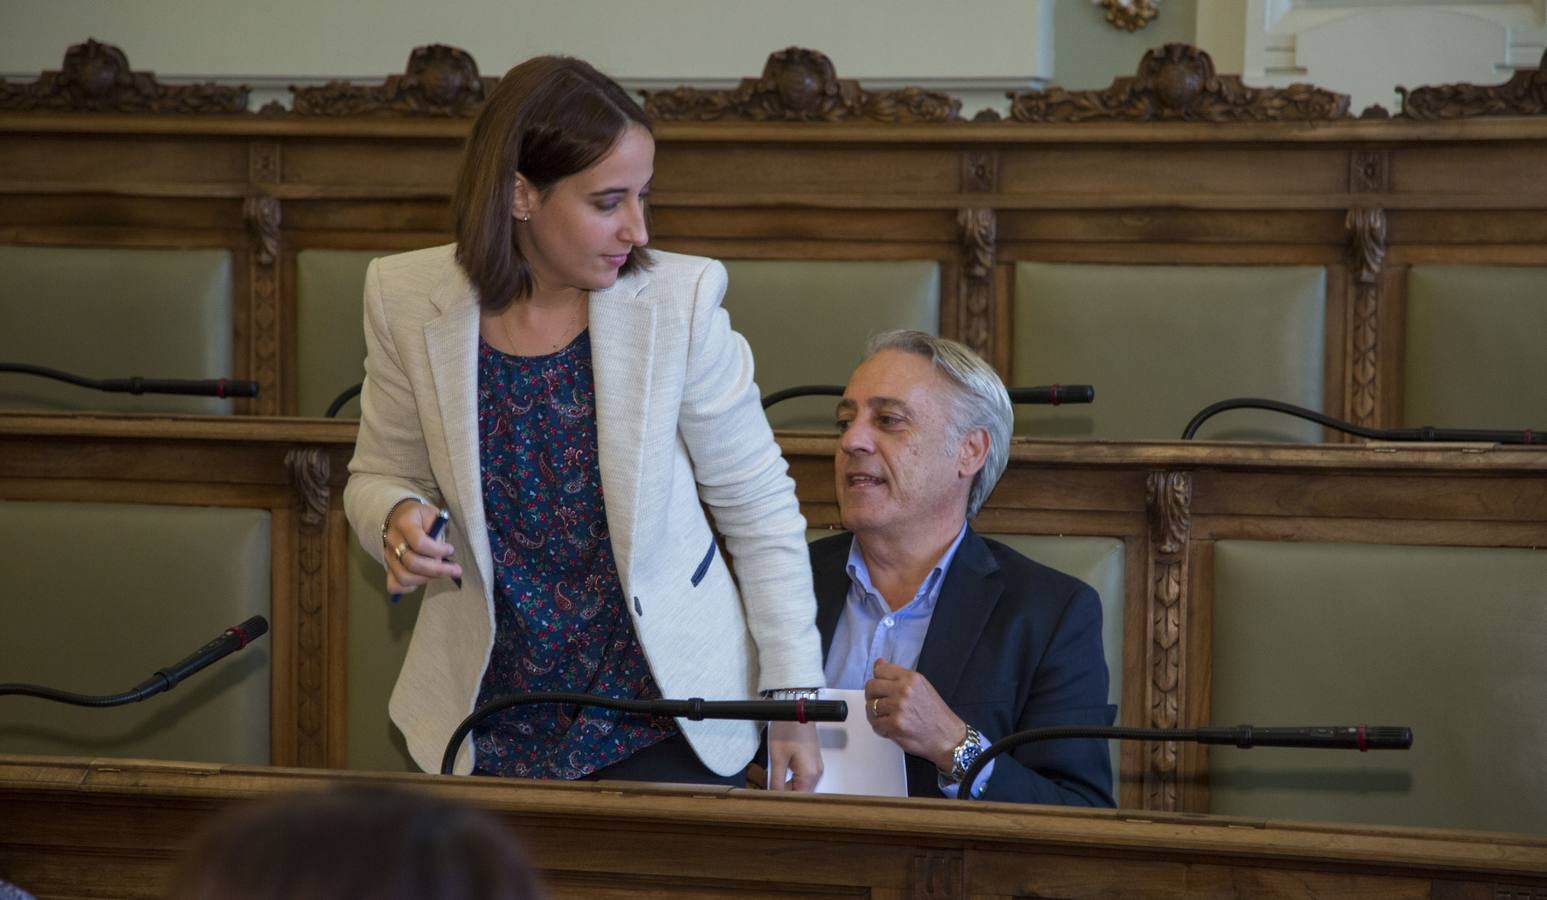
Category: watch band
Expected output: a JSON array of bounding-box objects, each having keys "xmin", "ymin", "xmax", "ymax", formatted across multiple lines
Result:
[{"xmin": 762, "ymin": 688, "xmax": 821, "ymax": 701}]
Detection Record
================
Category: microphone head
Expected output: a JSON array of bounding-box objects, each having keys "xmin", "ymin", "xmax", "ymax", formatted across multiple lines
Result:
[
  {"xmin": 231, "ymin": 615, "xmax": 269, "ymax": 643},
  {"xmin": 1366, "ymin": 726, "xmax": 1413, "ymax": 749}
]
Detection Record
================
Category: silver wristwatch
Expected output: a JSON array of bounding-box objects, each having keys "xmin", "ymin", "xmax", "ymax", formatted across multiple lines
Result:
[
  {"xmin": 947, "ymin": 724, "xmax": 985, "ymax": 784},
  {"xmin": 762, "ymin": 688, "xmax": 821, "ymax": 701}
]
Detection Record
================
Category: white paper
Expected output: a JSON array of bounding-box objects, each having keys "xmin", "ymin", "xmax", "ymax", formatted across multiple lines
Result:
[{"xmin": 768, "ymin": 687, "xmax": 908, "ymax": 797}]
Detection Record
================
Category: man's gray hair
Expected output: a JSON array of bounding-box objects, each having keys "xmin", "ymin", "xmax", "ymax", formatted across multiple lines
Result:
[{"xmin": 863, "ymin": 329, "xmax": 1012, "ymax": 519}]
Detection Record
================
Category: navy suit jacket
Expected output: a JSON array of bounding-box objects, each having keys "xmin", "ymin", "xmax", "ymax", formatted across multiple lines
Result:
[{"xmin": 811, "ymin": 529, "xmax": 1116, "ymax": 805}]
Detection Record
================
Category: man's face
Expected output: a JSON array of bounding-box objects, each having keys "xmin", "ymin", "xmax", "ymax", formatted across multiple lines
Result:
[{"xmin": 833, "ymin": 349, "xmax": 981, "ymax": 542}]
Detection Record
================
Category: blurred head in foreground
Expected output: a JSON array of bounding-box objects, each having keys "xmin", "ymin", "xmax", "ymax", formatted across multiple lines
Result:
[{"xmin": 166, "ymin": 784, "xmax": 544, "ymax": 900}]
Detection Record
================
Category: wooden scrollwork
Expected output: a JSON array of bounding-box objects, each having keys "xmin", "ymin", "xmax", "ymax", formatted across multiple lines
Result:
[
  {"xmin": 1009, "ymin": 44, "xmax": 1350, "ymax": 123},
  {"xmin": 1347, "ymin": 207, "xmax": 1387, "ymax": 427},
  {"xmin": 1145, "ymin": 470, "xmax": 1191, "ymax": 811},
  {"xmin": 957, "ymin": 208, "xmax": 996, "ymax": 361},
  {"xmin": 1399, "ymin": 47, "xmax": 1547, "ymax": 119},
  {"xmin": 0, "ymin": 39, "xmax": 248, "ymax": 113},
  {"xmin": 290, "ymin": 44, "xmax": 494, "ymax": 116},
  {"xmin": 642, "ymin": 47, "xmax": 960, "ymax": 123},
  {"xmin": 285, "ymin": 446, "xmax": 332, "ymax": 766},
  {"xmin": 242, "ymin": 192, "xmax": 282, "ymax": 413}
]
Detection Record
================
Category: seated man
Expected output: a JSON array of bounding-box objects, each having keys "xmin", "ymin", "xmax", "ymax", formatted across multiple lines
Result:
[{"xmin": 814, "ymin": 329, "xmax": 1115, "ymax": 804}]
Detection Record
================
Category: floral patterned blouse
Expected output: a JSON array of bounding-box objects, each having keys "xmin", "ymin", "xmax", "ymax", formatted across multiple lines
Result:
[{"xmin": 470, "ymin": 330, "xmax": 673, "ymax": 779}]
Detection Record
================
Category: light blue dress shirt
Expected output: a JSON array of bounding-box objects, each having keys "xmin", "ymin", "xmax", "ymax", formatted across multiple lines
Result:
[{"xmin": 823, "ymin": 523, "xmax": 993, "ymax": 797}]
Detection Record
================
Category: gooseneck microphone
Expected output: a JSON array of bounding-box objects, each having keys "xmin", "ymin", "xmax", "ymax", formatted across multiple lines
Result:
[
  {"xmin": 960, "ymin": 723, "xmax": 1413, "ymax": 801},
  {"xmin": 0, "ymin": 615, "xmax": 269, "ymax": 708},
  {"xmin": 761, "ymin": 384, "xmax": 1094, "ymax": 410},
  {"xmin": 1182, "ymin": 397, "xmax": 1541, "ymax": 445},
  {"xmin": 440, "ymin": 692, "xmax": 848, "ymax": 775},
  {"xmin": 0, "ymin": 362, "xmax": 259, "ymax": 399}
]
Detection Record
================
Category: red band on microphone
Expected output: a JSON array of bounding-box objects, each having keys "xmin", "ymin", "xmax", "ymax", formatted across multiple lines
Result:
[
  {"xmin": 1356, "ymin": 724, "xmax": 1367, "ymax": 752},
  {"xmin": 795, "ymin": 698, "xmax": 806, "ymax": 724},
  {"xmin": 1051, "ymin": 384, "xmax": 1061, "ymax": 406},
  {"xmin": 228, "ymin": 626, "xmax": 251, "ymax": 648},
  {"xmin": 1525, "ymin": 430, "xmax": 1534, "ymax": 445}
]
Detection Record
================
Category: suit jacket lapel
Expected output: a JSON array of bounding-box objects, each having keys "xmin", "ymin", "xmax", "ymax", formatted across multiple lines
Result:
[
  {"xmin": 422, "ymin": 270, "xmax": 493, "ymax": 592},
  {"xmin": 587, "ymin": 270, "xmax": 653, "ymax": 586},
  {"xmin": 812, "ymin": 536, "xmax": 853, "ymax": 659},
  {"xmin": 915, "ymin": 528, "xmax": 1002, "ymax": 704}
]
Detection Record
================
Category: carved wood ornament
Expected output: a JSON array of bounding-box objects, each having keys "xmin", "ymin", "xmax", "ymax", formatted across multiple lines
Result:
[
  {"xmin": 1095, "ymin": 0, "xmax": 1159, "ymax": 32},
  {"xmin": 290, "ymin": 44, "xmax": 494, "ymax": 116},
  {"xmin": 243, "ymin": 192, "xmax": 282, "ymax": 415},
  {"xmin": 0, "ymin": 39, "xmax": 248, "ymax": 113},
  {"xmin": 1346, "ymin": 207, "xmax": 1387, "ymax": 427},
  {"xmin": 1400, "ymin": 47, "xmax": 1547, "ymax": 119},
  {"xmin": 285, "ymin": 447, "xmax": 332, "ymax": 766},
  {"xmin": 642, "ymin": 47, "xmax": 960, "ymax": 123},
  {"xmin": 957, "ymin": 208, "xmax": 996, "ymax": 361},
  {"xmin": 1145, "ymin": 470, "xmax": 1191, "ymax": 811},
  {"xmin": 1010, "ymin": 44, "xmax": 1350, "ymax": 123}
]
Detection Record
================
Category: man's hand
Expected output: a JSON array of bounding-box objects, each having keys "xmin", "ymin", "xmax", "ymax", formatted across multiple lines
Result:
[
  {"xmin": 766, "ymin": 720, "xmax": 823, "ymax": 791},
  {"xmin": 866, "ymin": 657, "xmax": 965, "ymax": 772}
]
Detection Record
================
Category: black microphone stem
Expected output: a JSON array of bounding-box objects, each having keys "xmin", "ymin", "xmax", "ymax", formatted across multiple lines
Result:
[
  {"xmin": 1182, "ymin": 397, "xmax": 1542, "ymax": 445},
  {"xmin": 959, "ymin": 724, "xmax": 1413, "ymax": 801},
  {"xmin": 440, "ymin": 693, "xmax": 847, "ymax": 776}
]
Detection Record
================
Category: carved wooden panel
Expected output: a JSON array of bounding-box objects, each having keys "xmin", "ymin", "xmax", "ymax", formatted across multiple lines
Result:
[
  {"xmin": 243, "ymin": 192, "xmax": 283, "ymax": 416},
  {"xmin": 0, "ymin": 39, "xmax": 247, "ymax": 113},
  {"xmin": 910, "ymin": 849, "xmax": 964, "ymax": 900},
  {"xmin": 1097, "ymin": 0, "xmax": 1159, "ymax": 31},
  {"xmin": 1144, "ymin": 470, "xmax": 1192, "ymax": 813},
  {"xmin": 643, "ymin": 47, "xmax": 960, "ymax": 122},
  {"xmin": 286, "ymin": 446, "xmax": 332, "ymax": 768},
  {"xmin": 957, "ymin": 208, "xmax": 996, "ymax": 361},
  {"xmin": 1009, "ymin": 44, "xmax": 1350, "ymax": 123},
  {"xmin": 1346, "ymin": 208, "xmax": 1387, "ymax": 428}
]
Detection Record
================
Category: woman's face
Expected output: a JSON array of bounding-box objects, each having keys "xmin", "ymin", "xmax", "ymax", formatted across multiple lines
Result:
[{"xmin": 515, "ymin": 123, "xmax": 653, "ymax": 297}]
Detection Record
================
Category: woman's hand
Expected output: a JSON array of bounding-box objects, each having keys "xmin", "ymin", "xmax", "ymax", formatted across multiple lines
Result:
[
  {"xmin": 384, "ymin": 502, "xmax": 463, "ymax": 595},
  {"xmin": 766, "ymin": 720, "xmax": 823, "ymax": 792}
]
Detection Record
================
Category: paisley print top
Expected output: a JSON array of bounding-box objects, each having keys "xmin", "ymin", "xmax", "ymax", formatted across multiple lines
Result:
[{"xmin": 470, "ymin": 330, "xmax": 673, "ymax": 779}]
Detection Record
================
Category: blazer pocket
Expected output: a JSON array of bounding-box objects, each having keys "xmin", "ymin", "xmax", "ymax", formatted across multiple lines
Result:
[{"xmin": 689, "ymin": 536, "xmax": 717, "ymax": 587}]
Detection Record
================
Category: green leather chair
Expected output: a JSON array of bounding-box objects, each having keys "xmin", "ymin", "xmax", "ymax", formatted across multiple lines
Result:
[
  {"xmin": 0, "ymin": 501, "xmax": 272, "ymax": 764},
  {"xmin": 0, "ymin": 246, "xmax": 234, "ymax": 415},
  {"xmin": 1209, "ymin": 539, "xmax": 1547, "ymax": 833},
  {"xmin": 1405, "ymin": 266, "xmax": 1547, "ymax": 432},
  {"xmin": 296, "ymin": 249, "xmax": 379, "ymax": 418},
  {"xmin": 1013, "ymin": 263, "xmax": 1327, "ymax": 441},
  {"xmin": 723, "ymin": 260, "xmax": 940, "ymax": 431}
]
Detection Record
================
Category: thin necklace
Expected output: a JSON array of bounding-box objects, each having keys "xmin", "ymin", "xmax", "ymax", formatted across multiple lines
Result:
[{"xmin": 501, "ymin": 297, "xmax": 583, "ymax": 354}]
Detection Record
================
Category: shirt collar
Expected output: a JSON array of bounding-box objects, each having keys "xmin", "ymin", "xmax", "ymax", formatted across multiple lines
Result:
[{"xmin": 844, "ymin": 522, "xmax": 969, "ymax": 614}]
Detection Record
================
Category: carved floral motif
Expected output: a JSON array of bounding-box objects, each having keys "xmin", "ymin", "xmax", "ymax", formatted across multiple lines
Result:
[
  {"xmin": 642, "ymin": 47, "xmax": 960, "ymax": 123},
  {"xmin": 0, "ymin": 39, "xmax": 248, "ymax": 113},
  {"xmin": 957, "ymin": 208, "xmax": 996, "ymax": 360},
  {"xmin": 1347, "ymin": 207, "xmax": 1387, "ymax": 427},
  {"xmin": 290, "ymin": 44, "xmax": 493, "ymax": 116},
  {"xmin": 1399, "ymin": 48, "xmax": 1547, "ymax": 119},
  {"xmin": 1145, "ymin": 470, "xmax": 1191, "ymax": 811},
  {"xmin": 1010, "ymin": 44, "xmax": 1350, "ymax": 123},
  {"xmin": 1095, "ymin": 0, "xmax": 1159, "ymax": 32}
]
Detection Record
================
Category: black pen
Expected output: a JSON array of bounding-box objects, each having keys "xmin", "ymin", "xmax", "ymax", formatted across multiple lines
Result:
[{"xmin": 391, "ymin": 507, "xmax": 461, "ymax": 604}]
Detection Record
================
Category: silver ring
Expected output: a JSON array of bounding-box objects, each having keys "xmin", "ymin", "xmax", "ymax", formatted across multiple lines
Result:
[{"xmin": 393, "ymin": 541, "xmax": 408, "ymax": 561}]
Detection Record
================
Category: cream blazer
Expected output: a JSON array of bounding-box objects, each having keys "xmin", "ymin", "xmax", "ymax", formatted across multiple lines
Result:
[{"xmin": 344, "ymin": 244, "xmax": 824, "ymax": 776}]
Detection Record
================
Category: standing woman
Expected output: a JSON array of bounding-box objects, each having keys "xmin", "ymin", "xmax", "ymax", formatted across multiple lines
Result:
[{"xmin": 344, "ymin": 56, "xmax": 824, "ymax": 788}]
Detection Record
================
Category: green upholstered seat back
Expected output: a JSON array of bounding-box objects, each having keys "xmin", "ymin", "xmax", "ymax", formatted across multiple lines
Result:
[
  {"xmin": 0, "ymin": 247, "xmax": 234, "ymax": 415},
  {"xmin": 296, "ymin": 249, "xmax": 379, "ymax": 418},
  {"xmin": 1012, "ymin": 263, "xmax": 1327, "ymax": 441},
  {"xmin": 722, "ymin": 261, "xmax": 940, "ymax": 431},
  {"xmin": 345, "ymin": 540, "xmax": 420, "ymax": 772},
  {"xmin": 1405, "ymin": 266, "xmax": 1547, "ymax": 431},
  {"xmin": 0, "ymin": 501, "xmax": 272, "ymax": 764},
  {"xmin": 1209, "ymin": 540, "xmax": 1547, "ymax": 833}
]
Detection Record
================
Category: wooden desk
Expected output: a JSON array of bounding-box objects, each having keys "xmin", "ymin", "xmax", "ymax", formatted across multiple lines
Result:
[{"xmin": 2, "ymin": 755, "xmax": 1543, "ymax": 900}]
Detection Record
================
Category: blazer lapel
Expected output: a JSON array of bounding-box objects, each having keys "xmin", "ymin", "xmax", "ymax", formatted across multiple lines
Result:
[
  {"xmin": 587, "ymin": 270, "xmax": 653, "ymax": 586},
  {"xmin": 915, "ymin": 528, "xmax": 1002, "ymax": 704},
  {"xmin": 422, "ymin": 270, "xmax": 493, "ymax": 592}
]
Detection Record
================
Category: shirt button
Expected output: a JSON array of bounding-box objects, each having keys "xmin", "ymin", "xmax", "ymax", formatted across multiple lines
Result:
[{"xmin": 883, "ymin": 617, "xmax": 895, "ymax": 628}]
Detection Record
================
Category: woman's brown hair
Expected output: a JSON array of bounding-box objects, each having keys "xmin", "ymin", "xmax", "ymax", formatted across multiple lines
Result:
[{"xmin": 453, "ymin": 56, "xmax": 653, "ymax": 311}]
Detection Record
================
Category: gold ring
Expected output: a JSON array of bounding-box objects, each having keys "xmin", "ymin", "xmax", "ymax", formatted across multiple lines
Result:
[
  {"xmin": 393, "ymin": 542, "xmax": 408, "ymax": 561},
  {"xmin": 871, "ymin": 697, "xmax": 881, "ymax": 717}
]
